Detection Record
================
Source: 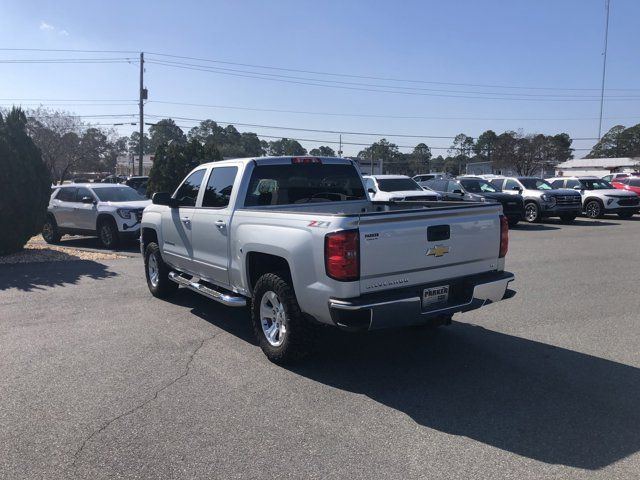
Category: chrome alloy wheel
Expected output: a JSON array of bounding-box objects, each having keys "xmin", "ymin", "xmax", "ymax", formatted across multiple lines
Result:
[
  {"xmin": 525, "ymin": 203, "xmax": 538, "ymax": 222},
  {"xmin": 260, "ymin": 290, "xmax": 287, "ymax": 347},
  {"xmin": 147, "ymin": 253, "xmax": 159, "ymax": 287}
]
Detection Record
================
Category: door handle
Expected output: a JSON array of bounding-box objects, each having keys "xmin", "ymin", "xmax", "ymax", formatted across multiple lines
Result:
[
  {"xmin": 214, "ymin": 220, "xmax": 226, "ymax": 228},
  {"xmin": 181, "ymin": 217, "xmax": 191, "ymax": 226}
]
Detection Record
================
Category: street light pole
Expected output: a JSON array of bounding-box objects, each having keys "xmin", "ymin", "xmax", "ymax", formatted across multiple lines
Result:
[
  {"xmin": 138, "ymin": 52, "xmax": 145, "ymax": 176},
  {"xmin": 598, "ymin": 0, "xmax": 611, "ymax": 139}
]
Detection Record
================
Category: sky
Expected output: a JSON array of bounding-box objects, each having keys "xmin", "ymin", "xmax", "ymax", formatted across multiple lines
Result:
[{"xmin": 1, "ymin": 0, "xmax": 639, "ymax": 157}]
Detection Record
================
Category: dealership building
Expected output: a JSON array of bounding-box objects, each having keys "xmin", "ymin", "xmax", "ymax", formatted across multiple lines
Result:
[{"xmin": 554, "ymin": 157, "xmax": 640, "ymax": 177}]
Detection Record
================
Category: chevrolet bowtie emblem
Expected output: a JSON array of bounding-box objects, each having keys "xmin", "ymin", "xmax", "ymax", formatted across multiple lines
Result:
[{"xmin": 426, "ymin": 245, "xmax": 450, "ymax": 257}]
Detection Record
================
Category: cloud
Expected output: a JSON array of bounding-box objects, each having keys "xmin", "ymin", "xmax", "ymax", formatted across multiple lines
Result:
[
  {"xmin": 39, "ymin": 21, "xmax": 54, "ymax": 31},
  {"xmin": 58, "ymin": 30, "xmax": 69, "ymax": 37}
]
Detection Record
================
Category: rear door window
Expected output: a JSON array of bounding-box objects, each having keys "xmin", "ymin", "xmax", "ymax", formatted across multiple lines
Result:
[
  {"xmin": 201, "ymin": 167, "xmax": 238, "ymax": 208},
  {"xmin": 75, "ymin": 187, "xmax": 94, "ymax": 203},
  {"xmin": 550, "ymin": 179, "xmax": 564, "ymax": 188},
  {"xmin": 490, "ymin": 179, "xmax": 505, "ymax": 189},
  {"xmin": 565, "ymin": 180, "xmax": 580, "ymax": 189},
  {"xmin": 504, "ymin": 179, "xmax": 520, "ymax": 190}
]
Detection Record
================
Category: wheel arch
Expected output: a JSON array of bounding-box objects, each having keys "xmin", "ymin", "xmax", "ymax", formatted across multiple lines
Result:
[
  {"xmin": 246, "ymin": 252, "xmax": 293, "ymax": 295},
  {"xmin": 96, "ymin": 212, "xmax": 117, "ymax": 230}
]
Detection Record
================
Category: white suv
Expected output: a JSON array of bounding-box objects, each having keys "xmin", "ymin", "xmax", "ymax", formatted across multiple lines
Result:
[
  {"xmin": 547, "ymin": 176, "xmax": 640, "ymax": 219},
  {"xmin": 43, "ymin": 184, "xmax": 151, "ymax": 248},
  {"xmin": 363, "ymin": 175, "xmax": 440, "ymax": 202}
]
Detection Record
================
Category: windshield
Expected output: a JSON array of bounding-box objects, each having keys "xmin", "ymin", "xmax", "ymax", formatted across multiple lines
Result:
[
  {"xmin": 244, "ymin": 163, "xmax": 366, "ymax": 206},
  {"xmin": 377, "ymin": 178, "xmax": 423, "ymax": 192},
  {"xmin": 93, "ymin": 186, "xmax": 146, "ymax": 202},
  {"xmin": 580, "ymin": 179, "xmax": 614, "ymax": 190},
  {"xmin": 459, "ymin": 178, "xmax": 500, "ymax": 193},
  {"xmin": 520, "ymin": 178, "xmax": 553, "ymax": 190}
]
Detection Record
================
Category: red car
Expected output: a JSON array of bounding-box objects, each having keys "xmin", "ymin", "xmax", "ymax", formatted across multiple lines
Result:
[{"xmin": 612, "ymin": 177, "xmax": 640, "ymax": 195}]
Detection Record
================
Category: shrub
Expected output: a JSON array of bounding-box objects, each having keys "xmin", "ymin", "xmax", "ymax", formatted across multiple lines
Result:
[{"xmin": 0, "ymin": 108, "xmax": 52, "ymax": 255}]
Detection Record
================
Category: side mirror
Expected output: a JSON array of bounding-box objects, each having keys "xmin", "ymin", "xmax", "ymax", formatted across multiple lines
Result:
[
  {"xmin": 512, "ymin": 186, "xmax": 522, "ymax": 192},
  {"xmin": 81, "ymin": 196, "xmax": 95, "ymax": 204},
  {"xmin": 152, "ymin": 192, "xmax": 178, "ymax": 207},
  {"xmin": 367, "ymin": 188, "xmax": 376, "ymax": 194}
]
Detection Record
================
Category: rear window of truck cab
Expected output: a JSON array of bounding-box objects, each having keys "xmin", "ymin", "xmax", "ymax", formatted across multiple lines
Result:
[{"xmin": 244, "ymin": 163, "xmax": 366, "ymax": 206}]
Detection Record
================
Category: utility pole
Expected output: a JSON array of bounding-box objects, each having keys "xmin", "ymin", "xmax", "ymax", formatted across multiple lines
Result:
[
  {"xmin": 598, "ymin": 0, "xmax": 611, "ymax": 139},
  {"xmin": 138, "ymin": 52, "xmax": 146, "ymax": 176},
  {"xmin": 338, "ymin": 134, "xmax": 343, "ymax": 157}
]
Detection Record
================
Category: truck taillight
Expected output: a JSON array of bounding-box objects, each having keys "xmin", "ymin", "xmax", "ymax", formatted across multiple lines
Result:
[
  {"xmin": 499, "ymin": 215, "xmax": 509, "ymax": 258},
  {"xmin": 325, "ymin": 230, "xmax": 359, "ymax": 281},
  {"xmin": 291, "ymin": 157, "xmax": 322, "ymax": 164}
]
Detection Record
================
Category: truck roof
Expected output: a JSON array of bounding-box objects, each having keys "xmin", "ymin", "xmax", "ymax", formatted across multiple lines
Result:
[{"xmin": 199, "ymin": 156, "xmax": 354, "ymax": 168}]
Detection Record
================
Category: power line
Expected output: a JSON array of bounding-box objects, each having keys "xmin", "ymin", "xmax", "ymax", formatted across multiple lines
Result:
[
  {"xmin": 145, "ymin": 51, "xmax": 640, "ymax": 92},
  {"xmin": 0, "ymin": 47, "xmax": 139, "ymax": 54},
  {"xmin": 0, "ymin": 58, "xmax": 137, "ymax": 64},
  {"xmin": 146, "ymin": 58, "xmax": 634, "ymax": 99},
  {"xmin": 146, "ymin": 60, "xmax": 640, "ymax": 102}
]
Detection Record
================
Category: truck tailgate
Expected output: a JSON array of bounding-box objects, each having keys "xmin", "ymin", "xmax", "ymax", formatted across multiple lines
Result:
[{"xmin": 358, "ymin": 205, "xmax": 501, "ymax": 293}]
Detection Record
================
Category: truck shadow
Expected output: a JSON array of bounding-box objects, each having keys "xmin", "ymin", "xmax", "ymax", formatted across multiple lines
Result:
[
  {"xmin": 0, "ymin": 259, "xmax": 117, "ymax": 291},
  {"xmin": 288, "ymin": 322, "xmax": 640, "ymax": 470},
  {"xmin": 165, "ymin": 289, "xmax": 640, "ymax": 470}
]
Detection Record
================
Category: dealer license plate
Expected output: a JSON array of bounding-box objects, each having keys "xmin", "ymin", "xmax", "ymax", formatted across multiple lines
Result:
[{"xmin": 422, "ymin": 285, "xmax": 450, "ymax": 308}]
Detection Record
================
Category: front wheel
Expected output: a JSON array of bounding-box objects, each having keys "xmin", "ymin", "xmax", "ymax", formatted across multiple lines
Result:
[
  {"xmin": 524, "ymin": 202, "xmax": 540, "ymax": 223},
  {"xmin": 584, "ymin": 200, "xmax": 603, "ymax": 219},
  {"xmin": 97, "ymin": 218, "xmax": 120, "ymax": 249},
  {"xmin": 618, "ymin": 211, "xmax": 635, "ymax": 219},
  {"xmin": 144, "ymin": 242, "xmax": 178, "ymax": 298},
  {"xmin": 251, "ymin": 273, "xmax": 313, "ymax": 364},
  {"xmin": 42, "ymin": 215, "xmax": 62, "ymax": 243},
  {"xmin": 559, "ymin": 214, "xmax": 577, "ymax": 224}
]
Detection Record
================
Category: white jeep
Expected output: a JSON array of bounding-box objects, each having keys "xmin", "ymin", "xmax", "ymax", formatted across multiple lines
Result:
[{"xmin": 43, "ymin": 183, "xmax": 151, "ymax": 248}]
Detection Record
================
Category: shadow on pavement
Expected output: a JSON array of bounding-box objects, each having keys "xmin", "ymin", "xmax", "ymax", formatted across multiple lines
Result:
[
  {"xmin": 510, "ymin": 223, "xmax": 560, "ymax": 231},
  {"xmin": 161, "ymin": 288, "xmax": 640, "ymax": 469},
  {"xmin": 57, "ymin": 236, "xmax": 140, "ymax": 254},
  {"xmin": 0, "ymin": 259, "xmax": 117, "ymax": 291},
  {"xmin": 287, "ymin": 322, "xmax": 640, "ymax": 470}
]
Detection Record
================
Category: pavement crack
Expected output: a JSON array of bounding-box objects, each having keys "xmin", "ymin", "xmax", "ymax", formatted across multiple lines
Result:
[{"xmin": 70, "ymin": 334, "xmax": 216, "ymax": 467}]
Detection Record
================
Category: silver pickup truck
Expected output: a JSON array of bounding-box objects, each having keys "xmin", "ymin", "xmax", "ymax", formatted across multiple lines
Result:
[{"xmin": 141, "ymin": 156, "xmax": 515, "ymax": 363}]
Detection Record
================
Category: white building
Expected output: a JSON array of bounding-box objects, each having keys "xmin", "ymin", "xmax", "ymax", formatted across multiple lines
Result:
[
  {"xmin": 554, "ymin": 157, "xmax": 640, "ymax": 177},
  {"xmin": 116, "ymin": 154, "xmax": 155, "ymax": 176}
]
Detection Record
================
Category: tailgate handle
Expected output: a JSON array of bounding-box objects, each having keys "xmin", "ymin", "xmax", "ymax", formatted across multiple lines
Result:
[{"xmin": 427, "ymin": 225, "xmax": 450, "ymax": 242}]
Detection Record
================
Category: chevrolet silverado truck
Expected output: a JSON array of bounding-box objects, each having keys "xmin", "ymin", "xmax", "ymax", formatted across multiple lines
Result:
[{"xmin": 140, "ymin": 156, "xmax": 515, "ymax": 363}]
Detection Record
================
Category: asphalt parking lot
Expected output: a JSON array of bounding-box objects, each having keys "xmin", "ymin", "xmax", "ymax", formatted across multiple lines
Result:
[{"xmin": 2, "ymin": 218, "xmax": 640, "ymax": 479}]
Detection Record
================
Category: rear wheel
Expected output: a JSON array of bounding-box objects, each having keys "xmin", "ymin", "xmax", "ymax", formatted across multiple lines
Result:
[
  {"xmin": 251, "ymin": 272, "xmax": 313, "ymax": 364},
  {"xmin": 97, "ymin": 218, "xmax": 119, "ymax": 249},
  {"xmin": 618, "ymin": 211, "xmax": 635, "ymax": 219},
  {"xmin": 584, "ymin": 200, "xmax": 603, "ymax": 219},
  {"xmin": 42, "ymin": 215, "xmax": 61, "ymax": 243},
  {"xmin": 559, "ymin": 214, "xmax": 577, "ymax": 224},
  {"xmin": 524, "ymin": 202, "xmax": 540, "ymax": 223},
  {"xmin": 144, "ymin": 242, "xmax": 178, "ymax": 298}
]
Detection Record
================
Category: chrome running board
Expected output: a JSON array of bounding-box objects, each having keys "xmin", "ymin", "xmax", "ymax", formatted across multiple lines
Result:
[{"xmin": 168, "ymin": 271, "xmax": 247, "ymax": 307}]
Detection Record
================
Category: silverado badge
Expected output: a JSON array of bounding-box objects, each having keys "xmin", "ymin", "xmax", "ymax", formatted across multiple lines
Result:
[{"xmin": 426, "ymin": 245, "xmax": 450, "ymax": 257}]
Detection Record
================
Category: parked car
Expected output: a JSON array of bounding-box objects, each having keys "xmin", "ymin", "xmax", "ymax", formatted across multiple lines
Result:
[
  {"xmin": 548, "ymin": 176, "xmax": 640, "ymax": 219},
  {"xmin": 43, "ymin": 184, "xmax": 151, "ymax": 248},
  {"xmin": 612, "ymin": 177, "xmax": 640, "ymax": 196},
  {"xmin": 363, "ymin": 175, "xmax": 441, "ymax": 202},
  {"xmin": 489, "ymin": 176, "xmax": 582, "ymax": 223},
  {"xmin": 125, "ymin": 175, "xmax": 149, "ymax": 190},
  {"xmin": 425, "ymin": 177, "xmax": 524, "ymax": 227},
  {"xmin": 141, "ymin": 156, "xmax": 514, "ymax": 363},
  {"xmin": 601, "ymin": 173, "xmax": 639, "ymax": 183},
  {"xmin": 413, "ymin": 172, "xmax": 447, "ymax": 185}
]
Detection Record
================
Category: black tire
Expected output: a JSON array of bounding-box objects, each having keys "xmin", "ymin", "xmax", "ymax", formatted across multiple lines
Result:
[
  {"xmin": 251, "ymin": 272, "xmax": 312, "ymax": 364},
  {"xmin": 524, "ymin": 202, "xmax": 540, "ymax": 223},
  {"xmin": 507, "ymin": 218, "xmax": 519, "ymax": 228},
  {"xmin": 97, "ymin": 217, "xmax": 120, "ymax": 249},
  {"xmin": 618, "ymin": 211, "xmax": 635, "ymax": 219},
  {"xmin": 584, "ymin": 199, "xmax": 603, "ymax": 219},
  {"xmin": 559, "ymin": 214, "xmax": 577, "ymax": 224},
  {"xmin": 42, "ymin": 214, "xmax": 62, "ymax": 244},
  {"xmin": 144, "ymin": 242, "xmax": 178, "ymax": 298}
]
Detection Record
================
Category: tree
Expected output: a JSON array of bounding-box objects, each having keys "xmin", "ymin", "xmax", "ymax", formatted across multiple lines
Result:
[
  {"xmin": 25, "ymin": 108, "xmax": 83, "ymax": 184},
  {"xmin": 77, "ymin": 127, "xmax": 109, "ymax": 172},
  {"xmin": 309, "ymin": 146, "xmax": 336, "ymax": 157},
  {"xmin": 128, "ymin": 131, "xmax": 150, "ymax": 155},
  {"xmin": 448, "ymin": 133, "xmax": 475, "ymax": 175},
  {"xmin": 0, "ymin": 108, "xmax": 51, "ymax": 254},
  {"xmin": 491, "ymin": 131, "xmax": 573, "ymax": 176},
  {"xmin": 474, "ymin": 130, "xmax": 498, "ymax": 161},
  {"xmin": 146, "ymin": 138, "xmax": 222, "ymax": 197},
  {"xmin": 587, "ymin": 124, "xmax": 640, "ymax": 158},
  {"xmin": 148, "ymin": 119, "xmax": 186, "ymax": 154},
  {"xmin": 187, "ymin": 120, "xmax": 265, "ymax": 158},
  {"xmin": 267, "ymin": 138, "xmax": 307, "ymax": 156}
]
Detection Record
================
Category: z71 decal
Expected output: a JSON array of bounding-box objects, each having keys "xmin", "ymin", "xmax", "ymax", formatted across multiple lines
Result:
[{"xmin": 308, "ymin": 220, "xmax": 331, "ymax": 228}]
